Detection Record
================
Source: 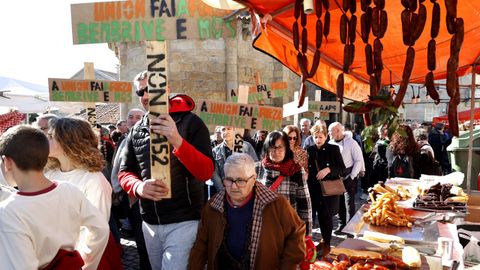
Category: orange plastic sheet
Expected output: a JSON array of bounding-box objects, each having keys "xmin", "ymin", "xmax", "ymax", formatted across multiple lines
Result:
[{"xmin": 240, "ymin": 0, "xmax": 480, "ymax": 101}]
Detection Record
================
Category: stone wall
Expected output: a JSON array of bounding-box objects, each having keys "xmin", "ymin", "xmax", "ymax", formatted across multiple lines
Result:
[{"xmin": 112, "ymin": 22, "xmax": 303, "ymax": 120}]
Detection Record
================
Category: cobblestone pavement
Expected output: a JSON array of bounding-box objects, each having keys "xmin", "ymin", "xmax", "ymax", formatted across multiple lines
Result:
[{"xmin": 120, "ymin": 183, "xmax": 368, "ymax": 269}]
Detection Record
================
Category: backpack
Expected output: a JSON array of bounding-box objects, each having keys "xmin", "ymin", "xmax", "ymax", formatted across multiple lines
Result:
[{"xmin": 391, "ymin": 154, "xmax": 414, "ymax": 178}]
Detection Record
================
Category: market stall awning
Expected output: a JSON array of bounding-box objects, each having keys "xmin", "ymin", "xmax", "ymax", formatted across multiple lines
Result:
[
  {"xmin": 433, "ymin": 108, "xmax": 480, "ymax": 126},
  {"xmin": 238, "ymin": 0, "xmax": 480, "ymax": 101}
]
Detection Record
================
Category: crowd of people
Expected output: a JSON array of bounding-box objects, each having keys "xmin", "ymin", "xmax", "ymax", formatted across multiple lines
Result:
[{"xmin": 0, "ymin": 70, "xmax": 455, "ymax": 269}]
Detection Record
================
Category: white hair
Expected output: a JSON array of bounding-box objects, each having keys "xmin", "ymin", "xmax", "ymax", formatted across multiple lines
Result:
[
  {"xmin": 224, "ymin": 153, "xmax": 256, "ymax": 177},
  {"xmin": 328, "ymin": 122, "xmax": 344, "ymax": 132},
  {"xmin": 300, "ymin": 118, "xmax": 311, "ymax": 125}
]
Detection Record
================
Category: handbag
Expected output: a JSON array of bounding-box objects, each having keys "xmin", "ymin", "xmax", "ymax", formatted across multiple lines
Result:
[{"xmin": 315, "ymin": 160, "xmax": 346, "ymax": 196}]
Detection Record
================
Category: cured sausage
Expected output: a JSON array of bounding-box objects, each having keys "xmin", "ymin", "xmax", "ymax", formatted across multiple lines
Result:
[
  {"xmin": 412, "ymin": 4, "xmax": 427, "ymax": 42},
  {"xmin": 301, "ymin": 9, "xmax": 307, "ymax": 27},
  {"xmin": 361, "ymin": 11, "xmax": 371, "ymax": 43},
  {"xmin": 394, "ymin": 46, "xmax": 415, "ymax": 107},
  {"xmin": 370, "ymin": 75, "xmax": 377, "ymax": 96},
  {"xmin": 372, "ymin": 7, "xmax": 380, "ymax": 37},
  {"xmin": 431, "ymin": 2, "xmax": 440, "ymax": 38},
  {"xmin": 302, "ymin": 28, "xmax": 308, "ymax": 53},
  {"xmin": 340, "ymin": 14, "xmax": 349, "ymax": 44},
  {"xmin": 445, "ymin": 0, "xmax": 458, "ymax": 18},
  {"xmin": 361, "ymin": 0, "xmax": 372, "ymax": 12},
  {"xmin": 425, "ymin": 72, "xmax": 440, "ymax": 104},
  {"xmin": 315, "ymin": 0, "xmax": 322, "ymax": 18},
  {"xmin": 373, "ymin": 0, "xmax": 385, "ymax": 10},
  {"xmin": 350, "ymin": 0, "xmax": 357, "ymax": 13},
  {"xmin": 309, "ymin": 50, "xmax": 321, "ymax": 78},
  {"xmin": 337, "ymin": 73, "xmax": 345, "ymax": 102},
  {"xmin": 401, "ymin": 0, "xmax": 410, "ymax": 9},
  {"xmin": 428, "ymin": 39, "xmax": 436, "ymax": 71},
  {"xmin": 451, "ymin": 18, "xmax": 464, "ymax": 55},
  {"xmin": 446, "ymin": 15, "xmax": 457, "ymax": 35},
  {"xmin": 294, "ymin": 0, "xmax": 302, "ymax": 19},
  {"xmin": 349, "ymin": 15, "xmax": 357, "ymax": 44},
  {"xmin": 401, "ymin": 9, "xmax": 412, "ymax": 46},
  {"xmin": 293, "ymin": 21, "xmax": 299, "ymax": 50},
  {"xmin": 343, "ymin": 0, "xmax": 350, "ymax": 12},
  {"xmin": 322, "ymin": 0, "xmax": 329, "ymax": 9},
  {"xmin": 409, "ymin": 12, "xmax": 419, "ymax": 46},
  {"xmin": 298, "ymin": 80, "xmax": 307, "ymax": 108},
  {"xmin": 365, "ymin": 44, "xmax": 374, "ymax": 74},
  {"xmin": 449, "ymin": 101, "xmax": 459, "ymax": 136},
  {"xmin": 407, "ymin": 0, "xmax": 417, "ymax": 11},
  {"xmin": 343, "ymin": 44, "xmax": 354, "ymax": 73},
  {"xmin": 297, "ymin": 52, "xmax": 308, "ymax": 76},
  {"xmin": 373, "ymin": 38, "xmax": 383, "ymax": 71},
  {"xmin": 316, "ymin": 20, "xmax": 323, "ymax": 49},
  {"xmin": 378, "ymin": 10, "xmax": 388, "ymax": 38},
  {"xmin": 324, "ymin": 11, "xmax": 331, "ymax": 38}
]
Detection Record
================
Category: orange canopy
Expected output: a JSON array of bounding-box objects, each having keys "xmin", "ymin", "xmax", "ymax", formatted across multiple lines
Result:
[
  {"xmin": 237, "ymin": 0, "xmax": 480, "ymax": 101},
  {"xmin": 433, "ymin": 108, "xmax": 480, "ymax": 126}
]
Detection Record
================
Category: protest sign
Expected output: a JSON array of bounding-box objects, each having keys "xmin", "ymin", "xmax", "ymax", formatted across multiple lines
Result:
[{"xmin": 197, "ymin": 100, "xmax": 283, "ymax": 131}]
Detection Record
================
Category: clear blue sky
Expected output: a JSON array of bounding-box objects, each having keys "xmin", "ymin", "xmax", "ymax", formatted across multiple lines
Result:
[{"xmin": 0, "ymin": 1, "xmax": 118, "ymax": 86}]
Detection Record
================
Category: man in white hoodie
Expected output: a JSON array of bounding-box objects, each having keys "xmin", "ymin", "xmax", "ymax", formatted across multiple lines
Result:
[{"xmin": 328, "ymin": 122, "xmax": 365, "ymax": 233}]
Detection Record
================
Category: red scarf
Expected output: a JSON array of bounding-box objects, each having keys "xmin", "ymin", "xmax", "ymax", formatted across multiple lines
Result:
[{"xmin": 262, "ymin": 156, "xmax": 301, "ymax": 176}]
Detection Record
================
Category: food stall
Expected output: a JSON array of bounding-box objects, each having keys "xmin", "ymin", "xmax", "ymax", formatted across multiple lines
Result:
[{"xmin": 201, "ymin": 0, "xmax": 480, "ymax": 268}]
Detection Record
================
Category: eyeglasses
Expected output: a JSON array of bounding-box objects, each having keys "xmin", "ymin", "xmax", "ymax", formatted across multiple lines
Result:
[
  {"xmin": 223, "ymin": 175, "xmax": 254, "ymax": 187},
  {"xmin": 288, "ymin": 136, "xmax": 297, "ymax": 141},
  {"xmin": 136, "ymin": 86, "xmax": 148, "ymax": 97}
]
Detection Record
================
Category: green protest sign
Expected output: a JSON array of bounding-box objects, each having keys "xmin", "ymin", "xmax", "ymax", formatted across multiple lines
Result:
[
  {"xmin": 48, "ymin": 78, "xmax": 133, "ymax": 103},
  {"xmin": 71, "ymin": 0, "xmax": 236, "ymax": 44},
  {"xmin": 196, "ymin": 100, "xmax": 283, "ymax": 131}
]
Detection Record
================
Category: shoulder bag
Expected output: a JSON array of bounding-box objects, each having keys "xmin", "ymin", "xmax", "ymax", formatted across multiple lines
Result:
[{"xmin": 315, "ymin": 159, "xmax": 346, "ymax": 196}]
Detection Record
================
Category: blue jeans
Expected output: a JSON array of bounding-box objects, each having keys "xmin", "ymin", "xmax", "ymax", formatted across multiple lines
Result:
[{"xmin": 142, "ymin": 220, "xmax": 199, "ymax": 270}]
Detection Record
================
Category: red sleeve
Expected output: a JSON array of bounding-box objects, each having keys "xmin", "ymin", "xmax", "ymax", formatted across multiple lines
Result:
[
  {"xmin": 118, "ymin": 171, "xmax": 143, "ymax": 198},
  {"xmin": 173, "ymin": 139, "xmax": 214, "ymax": 181}
]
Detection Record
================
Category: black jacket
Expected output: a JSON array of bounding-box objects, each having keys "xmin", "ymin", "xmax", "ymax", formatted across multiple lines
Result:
[
  {"xmin": 119, "ymin": 94, "xmax": 213, "ymax": 225},
  {"xmin": 306, "ymin": 143, "xmax": 346, "ymax": 204}
]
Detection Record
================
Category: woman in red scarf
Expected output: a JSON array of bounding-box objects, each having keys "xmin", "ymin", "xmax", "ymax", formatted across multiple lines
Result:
[{"xmin": 258, "ymin": 131, "xmax": 313, "ymax": 236}]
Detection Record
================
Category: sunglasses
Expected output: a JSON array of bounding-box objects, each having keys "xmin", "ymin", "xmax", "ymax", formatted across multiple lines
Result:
[
  {"xmin": 136, "ymin": 86, "xmax": 148, "ymax": 97},
  {"xmin": 288, "ymin": 136, "xmax": 297, "ymax": 141}
]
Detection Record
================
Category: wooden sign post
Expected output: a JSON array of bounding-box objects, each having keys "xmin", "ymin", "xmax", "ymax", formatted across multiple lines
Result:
[
  {"xmin": 229, "ymin": 82, "xmax": 288, "ymax": 104},
  {"xmin": 70, "ymin": 0, "xmax": 237, "ymax": 199},
  {"xmin": 233, "ymin": 85, "xmax": 249, "ymax": 153},
  {"xmin": 146, "ymin": 41, "xmax": 171, "ymax": 198},
  {"xmin": 283, "ymin": 91, "xmax": 309, "ymax": 126},
  {"xmin": 84, "ymin": 62, "xmax": 97, "ymax": 126}
]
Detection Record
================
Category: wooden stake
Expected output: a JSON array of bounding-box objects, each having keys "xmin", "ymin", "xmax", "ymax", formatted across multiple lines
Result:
[
  {"xmin": 84, "ymin": 62, "xmax": 96, "ymax": 126},
  {"xmin": 146, "ymin": 41, "xmax": 171, "ymax": 199},
  {"xmin": 233, "ymin": 85, "xmax": 249, "ymax": 153}
]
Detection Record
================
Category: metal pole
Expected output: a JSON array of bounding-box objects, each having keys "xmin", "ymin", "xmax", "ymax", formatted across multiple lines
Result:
[{"xmin": 467, "ymin": 65, "xmax": 476, "ymax": 193}]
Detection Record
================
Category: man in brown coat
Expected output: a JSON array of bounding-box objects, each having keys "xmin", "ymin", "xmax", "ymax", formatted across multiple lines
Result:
[{"xmin": 188, "ymin": 153, "xmax": 305, "ymax": 270}]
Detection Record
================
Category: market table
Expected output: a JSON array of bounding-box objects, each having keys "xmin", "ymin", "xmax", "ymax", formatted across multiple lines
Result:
[{"xmin": 341, "ymin": 176, "xmax": 468, "ymax": 269}]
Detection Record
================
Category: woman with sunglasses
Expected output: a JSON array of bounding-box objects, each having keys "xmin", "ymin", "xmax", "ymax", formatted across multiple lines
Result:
[
  {"xmin": 283, "ymin": 125, "xmax": 308, "ymax": 181},
  {"xmin": 258, "ymin": 131, "xmax": 312, "ymax": 236}
]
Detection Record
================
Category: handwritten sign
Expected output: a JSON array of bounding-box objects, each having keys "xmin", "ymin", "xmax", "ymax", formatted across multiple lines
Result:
[
  {"xmin": 71, "ymin": 0, "xmax": 236, "ymax": 44},
  {"xmin": 283, "ymin": 97, "xmax": 309, "ymax": 118},
  {"xmin": 309, "ymin": 101, "xmax": 341, "ymax": 113},
  {"xmin": 48, "ymin": 78, "xmax": 133, "ymax": 103},
  {"xmin": 230, "ymin": 82, "xmax": 288, "ymax": 104},
  {"xmin": 147, "ymin": 41, "xmax": 171, "ymax": 199},
  {"xmin": 197, "ymin": 100, "xmax": 283, "ymax": 131}
]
